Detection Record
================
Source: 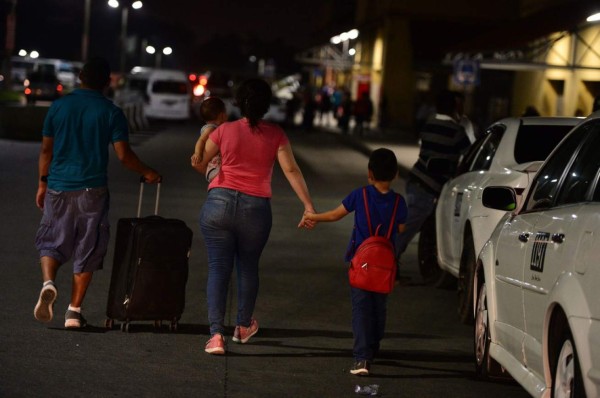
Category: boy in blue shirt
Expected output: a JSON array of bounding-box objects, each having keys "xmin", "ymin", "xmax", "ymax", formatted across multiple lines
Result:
[{"xmin": 302, "ymin": 148, "xmax": 407, "ymax": 376}]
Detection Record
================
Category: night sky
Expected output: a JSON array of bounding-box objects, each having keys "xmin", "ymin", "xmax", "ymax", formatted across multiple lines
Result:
[{"xmin": 2, "ymin": 0, "xmax": 348, "ymax": 73}]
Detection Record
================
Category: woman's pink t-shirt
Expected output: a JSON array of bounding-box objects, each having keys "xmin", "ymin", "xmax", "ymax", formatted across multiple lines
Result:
[{"xmin": 207, "ymin": 119, "xmax": 289, "ymax": 198}]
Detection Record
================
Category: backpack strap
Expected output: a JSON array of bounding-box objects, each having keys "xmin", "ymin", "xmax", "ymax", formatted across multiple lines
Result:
[
  {"xmin": 362, "ymin": 187, "xmax": 373, "ymax": 237},
  {"xmin": 385, "ymin": 194, "xmax": 401, "ymax": 240},
  {"xmin": 362, "ymin": 187, "xmax": 400, "ymax": 239}
]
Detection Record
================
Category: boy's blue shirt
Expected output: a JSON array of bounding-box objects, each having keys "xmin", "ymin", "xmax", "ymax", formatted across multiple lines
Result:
[{"xmin": 341, "ymin": 184, "xmax": 408, "ymax": 262}]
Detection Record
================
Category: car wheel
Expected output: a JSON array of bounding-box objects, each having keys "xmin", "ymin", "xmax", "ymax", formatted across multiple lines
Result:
[
  {"xmin": 458, "ymin": 234, "xmax": 476, "ymax": 324},
  {"xmin": 418, "ymin": 211, "xmax": 454, "ymax": 287},
  {"xmin": 553, "ymin": 328, "xmax": 585, "ymax": 398},
  {"xmin": 474, "ymin": 281, "xmax": 504, "ymax": 379}
]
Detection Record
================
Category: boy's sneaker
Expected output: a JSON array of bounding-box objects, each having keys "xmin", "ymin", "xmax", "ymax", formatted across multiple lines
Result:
[
  {"xmin": 205, "ymin": 333, "xmax": 225, "ymax": 355},
  {"xmin": 350, "ymin": 360, "xmax": 370, "ymax": 376},
  {"xmin": 33, "ymin": 282, "xmax": 57, "ymax": 323},
  {"xmin": 232, "ymin": 318, "xmax": 259, "ymax": 344},
  {"xmin": 64, "ymin": 310, "xmax": 87, "ymax": 329}
]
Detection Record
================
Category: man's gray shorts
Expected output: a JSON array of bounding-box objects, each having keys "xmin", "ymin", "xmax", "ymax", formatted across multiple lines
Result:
[{"xmin": 35, "ymin": 187, "xmax": 110, "ymax": 273}]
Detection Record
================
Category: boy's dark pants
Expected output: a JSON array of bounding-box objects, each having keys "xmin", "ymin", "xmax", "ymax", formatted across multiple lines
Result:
[{"xmin": 351, "ymin": 287, "xmax": 387, "ymax": 362}]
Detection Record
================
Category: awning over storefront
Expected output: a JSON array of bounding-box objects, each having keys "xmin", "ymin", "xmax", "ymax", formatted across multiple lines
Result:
[{"xmin": 449, "ymin": 1, "xmax": 598, "ymax": 54}]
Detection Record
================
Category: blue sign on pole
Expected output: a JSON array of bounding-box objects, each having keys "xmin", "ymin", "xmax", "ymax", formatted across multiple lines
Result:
[{"xmin": 453, "ymin": 59, "xmax": 480, "ymax": 86}]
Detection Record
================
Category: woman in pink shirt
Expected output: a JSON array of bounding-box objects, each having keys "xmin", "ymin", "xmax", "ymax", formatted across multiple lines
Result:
[{"xmin": 193, "ymin": 79, "xmax": 316, "ymax": 355}]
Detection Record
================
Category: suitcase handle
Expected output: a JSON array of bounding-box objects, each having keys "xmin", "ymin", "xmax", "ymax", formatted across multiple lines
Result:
[{"xmin": 137, "ymin": 176, "xmax": 162, "ymax": 217}]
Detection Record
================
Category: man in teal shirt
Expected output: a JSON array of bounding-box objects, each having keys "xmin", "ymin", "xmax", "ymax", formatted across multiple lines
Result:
[{"xmin": 34, "ymin": 57, "xmax": 160, "ymax": 329}]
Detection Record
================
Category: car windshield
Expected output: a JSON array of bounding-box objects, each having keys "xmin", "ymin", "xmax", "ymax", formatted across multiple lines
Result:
[
  {"xmin": 27, "ymin": 72, "xmax": 57, "ymax": 83},
  {"xmin": 152, "ymin": 81, "xmax": 188, "ymax": 95},
  {"xmin": 128, "ymin": 78, "xmax": 148, "ymax": 91},
  {"xmin": 513, "ymin": 124, "xmax": 574, "ymax": 164}
]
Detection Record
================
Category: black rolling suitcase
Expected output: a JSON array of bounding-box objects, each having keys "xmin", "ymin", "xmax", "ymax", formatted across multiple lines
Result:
[{"xmin": 105, "ymin": 179, "xmax": 193, "ymax": 332}]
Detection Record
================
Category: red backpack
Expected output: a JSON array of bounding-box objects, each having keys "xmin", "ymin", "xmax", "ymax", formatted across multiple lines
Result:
[{"xmin": 348, "ymin": 188, "xmax": 400, "ymax": 294}]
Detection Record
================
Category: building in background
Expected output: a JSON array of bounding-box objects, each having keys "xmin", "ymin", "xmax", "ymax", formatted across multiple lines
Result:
[{"xmin": 298, "ymin": 0, "xmax": 600, "ymax": 138}]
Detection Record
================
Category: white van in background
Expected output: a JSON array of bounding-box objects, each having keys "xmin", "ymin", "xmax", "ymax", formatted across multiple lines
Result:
[
  {"xmin": 121, "ymin": 67, "xmax": 191, "ymax": 120},
  {"xmin": 9, "ymin": 56, "xmax": 79, "ymax": 90}
]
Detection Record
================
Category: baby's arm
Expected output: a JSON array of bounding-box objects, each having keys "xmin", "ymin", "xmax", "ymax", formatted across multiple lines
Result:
[
  {"xmin": 191, "ymin": 125, "xmax": 217, "ymax": 165},
  {"xmin": 303, "ymin": 204, "xmax": 349, "ymax": 223}
]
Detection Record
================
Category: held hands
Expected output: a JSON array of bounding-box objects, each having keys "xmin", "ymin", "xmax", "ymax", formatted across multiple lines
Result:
[{"xmin": 298, "ymin": 209, "xmax": 317, "ymax": 229}]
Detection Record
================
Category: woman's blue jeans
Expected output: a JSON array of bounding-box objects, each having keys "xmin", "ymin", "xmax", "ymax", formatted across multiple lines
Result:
[{"xmin": 200, "ymin": 188, "xmax": 272, "ymax": 335}]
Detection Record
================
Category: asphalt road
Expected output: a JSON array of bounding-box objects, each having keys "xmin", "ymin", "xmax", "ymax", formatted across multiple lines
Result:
[{"xmin": 0, "ymin": 120, "xmax": 530, "ymax": 398}]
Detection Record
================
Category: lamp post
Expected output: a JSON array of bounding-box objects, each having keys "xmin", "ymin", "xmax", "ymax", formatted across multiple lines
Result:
[
  {"xmin": 81, "ymin": 0, "xmax": 91, "ymax": 62},
  {"xmin": 108, "ymin": 0, "xmax": 143, "ymax": 74}
]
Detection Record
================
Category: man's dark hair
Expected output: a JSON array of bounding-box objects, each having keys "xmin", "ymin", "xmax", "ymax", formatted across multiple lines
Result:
[
  {"xmin": 368, "ymin": 148, "xmax": 398, "ymax": 181},
  {"xmin": 235, "ymin": 78, "xmax": 272, "ymax": 128},
  {"xmin": 80, "ymin": 57, "xmax": 111, "ymax": 90},
  {"xmin": 435, "ymin": 89, "xmax": 458, "ymax": 116},
  {"xmin": 200, "ymin": 97, "xmax": 226, "ymax": 122}
]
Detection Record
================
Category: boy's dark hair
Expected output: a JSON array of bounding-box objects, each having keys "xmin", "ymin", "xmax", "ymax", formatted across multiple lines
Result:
[
  {"xmin": 235, "ymin": 78, "xmax": 272, "ymax": 128},
  {"xmin": 200, "ymin": 97, "xmax": 226, "ymax": 122},
  {"xmin": 80, "ymin": 57, "xmax": 111, "ymax": 90},
  {"xmin": 368, "ymin": 148, "xmax": 399, "ymax": 181}
]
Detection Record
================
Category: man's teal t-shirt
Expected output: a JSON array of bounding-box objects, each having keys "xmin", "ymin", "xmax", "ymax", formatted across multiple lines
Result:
[{"xmin": 42, "ymin": 89, "xmax": 129, "ymax": 191}]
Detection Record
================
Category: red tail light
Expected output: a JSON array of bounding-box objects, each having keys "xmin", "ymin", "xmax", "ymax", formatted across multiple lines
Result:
[{"xmin": 57, "ymin": 84, "xmax": 63, "ymax": 92}]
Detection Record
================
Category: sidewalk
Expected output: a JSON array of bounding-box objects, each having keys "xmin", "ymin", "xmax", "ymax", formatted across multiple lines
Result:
[{"xmin": 316, "ymin": 122, "xmax": 420, "ymax": 179}]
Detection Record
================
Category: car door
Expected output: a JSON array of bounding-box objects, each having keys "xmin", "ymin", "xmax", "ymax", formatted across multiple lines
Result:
[
  {"xmin": 437, "ymin": 126, "xmax": 504, "ymax": 272},
  {"xmin": 493, "ymin": 123, "xmax": 590, "ymax": 367},
  {"xmin": 521, "ymin": 124, "xmax": 600, "ymax": 379}
]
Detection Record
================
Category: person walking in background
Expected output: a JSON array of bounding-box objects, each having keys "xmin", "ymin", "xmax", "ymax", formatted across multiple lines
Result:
[
  {"xmin": 394, "ymin": 89, "xmax": 471, "ymax": 277},
  {"xmin": 521, "ymin": 105, "xmax": 540, "ymax": 117},
  {"xmin": 192, "ymin": 78, "xmax": 316, "ymax": 355},
  {"xmin": 301, "ymin": 88, "xmax": 317, "ymax": 131},
  {"xmin": 317, "ymin": 85, "xmax": 333, "ymax": 126},
  {"xmin": 34, "ymin": 57, "xmax": 160, "ymax": 329},
  {"xmin": 337, "ymin": 89, "xmax": 353, "ymax": 134},
  {"xmin": 191, "ymin": 97, "xmax": 228, "ymax": 182},
  {"xmin": 353, "ymin": 92, "xmax": 374, "ymax": 137},
  {"xmin": 302, "ymin": 148, "xmax": 407, "ymax": 376}
]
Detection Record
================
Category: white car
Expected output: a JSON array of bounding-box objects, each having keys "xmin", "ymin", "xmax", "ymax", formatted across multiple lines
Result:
[
  {"xmin": 223, "ymin": 96, "xmax": 287, "ymax": 124},
  {"xmin": 435, "ymin": 117, "xmax": 581, "ymax": 324},
  {"xmin": 475, "ymin": 112, "xmax": 600, "ymax": 397}
]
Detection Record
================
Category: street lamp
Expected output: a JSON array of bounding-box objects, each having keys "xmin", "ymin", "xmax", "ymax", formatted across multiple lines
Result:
[
  {"xmin": 330, "ymin": 28, "xmax": 359, "ymax": 57},
  {"xmin": 19, "ymin": 49, "xmax": 39, "ymax": 58},
  {"xmin": 108, "ymin": 0, "xmax": 143, "ymax": 74},
  {"xmin": 145, "ymin": 45, "xmax": 172, "ymax": 68},
  {"xmin": 587, "ymin": 12, "xmax": 600, "ymax": 22}
]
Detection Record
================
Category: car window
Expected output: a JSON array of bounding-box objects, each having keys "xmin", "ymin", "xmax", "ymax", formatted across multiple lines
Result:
[
  {"xmin": 514, "ymin": 124, "xmax": 575, "ymax": 164},
  {"xmin": 128, "ymin": 78, "xmax": 148, "ymax": 92},
  {"xmin": 524, "ymin": 124, "xmax": 590, "ymax": 211},
  {"xmin": 556, "ymin": 125, "xmax": 600, "ymax": 205},
  {"xmin": 152, "ymin": 81, "xmax": 188, "ymax": 95},
  {"xmin": 456, "ymin": 134, "xmax": 486, "ymax": 174},
  {"xmin": 470, "ymin": 125, "xmax": 504, "ymax": 171}
]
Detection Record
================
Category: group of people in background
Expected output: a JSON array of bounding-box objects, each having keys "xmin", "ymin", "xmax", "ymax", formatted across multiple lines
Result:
[{"xmin": 286, "ymin": 84, "xmax": 374, "ymax": 136}]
